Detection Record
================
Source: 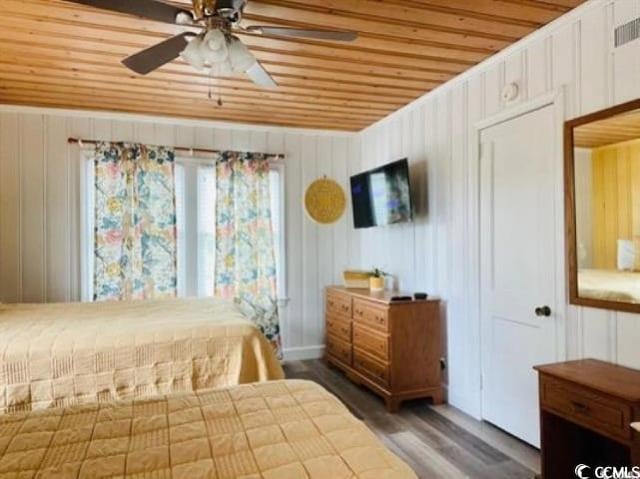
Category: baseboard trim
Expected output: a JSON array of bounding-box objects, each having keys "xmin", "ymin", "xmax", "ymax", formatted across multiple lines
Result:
[
  {"xmin": 283, "ymin": 345, "xmax": 325, "ymax": 361},
  {"xmin": 448, "ymin": 391, "xmax": 482, "ymax": 420}
]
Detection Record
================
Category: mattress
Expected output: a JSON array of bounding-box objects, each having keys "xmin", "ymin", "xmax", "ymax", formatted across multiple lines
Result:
[
  {"xmin": 0, "ymin": 379, "xmax": 416, "ymax": 478},
  {"xmin": 0, "ymin": 298, "xmax": 284, "ymax": 414},
  {"xmin": 578, "ymin": 269, "xmax": 640, "ymax": 303}
]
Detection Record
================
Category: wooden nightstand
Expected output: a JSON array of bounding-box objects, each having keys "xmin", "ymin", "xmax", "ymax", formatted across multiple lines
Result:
[{"xmin": 534, "ymin": 359, "xmax": 640, "ymax": 479}]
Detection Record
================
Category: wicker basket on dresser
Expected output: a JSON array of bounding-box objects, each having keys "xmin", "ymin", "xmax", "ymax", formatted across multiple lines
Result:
[{"xmin": 324, "ymin": 286, "xmax": 444, "ymax": 412}]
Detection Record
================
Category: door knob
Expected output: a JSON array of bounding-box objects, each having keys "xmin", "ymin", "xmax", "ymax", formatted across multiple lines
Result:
[{"xmin": 535, "ymin": 306, "xmax": 552, "ymax": 317}]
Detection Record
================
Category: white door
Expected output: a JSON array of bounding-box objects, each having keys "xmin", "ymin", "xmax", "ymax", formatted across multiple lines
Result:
[{"xmin": 480, "ymin": 105, "xmax": 557, "ymax": 447}]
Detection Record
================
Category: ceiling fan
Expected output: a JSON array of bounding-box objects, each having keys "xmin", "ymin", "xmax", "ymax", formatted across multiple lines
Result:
[{"xmin": 66, "ymin": 0, "xmax": 359, "ymax": 88}]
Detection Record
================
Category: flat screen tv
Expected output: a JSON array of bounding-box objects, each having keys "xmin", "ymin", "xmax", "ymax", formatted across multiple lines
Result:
[{"xmin": 350, "ymin": 158, "xmax": 413, "ymax": 229}]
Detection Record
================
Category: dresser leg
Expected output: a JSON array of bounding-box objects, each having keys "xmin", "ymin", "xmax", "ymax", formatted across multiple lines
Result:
[
  {"xmin": 345, "ymin": 371, "xmax": 362, "ymax": 386},
  {"xmin": 431, "ymin": 389, "xmax": 444, "ymax": 405},
  {"xmin": 385, "ymin": 398, "xmax": 400, "ymax": 413}
]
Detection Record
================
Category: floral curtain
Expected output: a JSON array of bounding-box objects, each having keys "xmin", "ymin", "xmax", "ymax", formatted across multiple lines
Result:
[
  {"xmin": 94, "ymin": 142, "xmax": 177, "ymax": 301},
  {"xmin": 214, "ymin": 152, "xmax": 281, "ymax": 356}
]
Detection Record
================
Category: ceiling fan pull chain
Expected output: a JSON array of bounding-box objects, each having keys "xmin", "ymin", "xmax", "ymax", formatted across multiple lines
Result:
[
  {"xmin": 208, "ymin": 73, "xmax": 223, "ymax": 107},
  {"xmin": 217, "ymin": 80, "xmax": 223, "ymax": 107}
]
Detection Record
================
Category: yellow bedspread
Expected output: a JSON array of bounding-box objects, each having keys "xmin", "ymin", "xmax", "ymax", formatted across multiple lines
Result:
[
  {"xmin": 0, "ymin": 298, "xmax": 284, "ymax": 414},
  {"xmin": 0, "ymin": 380, "xmax": 416, "ymax": 478},
  {"xmin": 578, "ymin": 269, "xmax": 640, "ymax": 303}
]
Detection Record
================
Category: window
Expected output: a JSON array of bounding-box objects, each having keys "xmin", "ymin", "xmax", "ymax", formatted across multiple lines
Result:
[
  {"xmin": 82, "ymin": 155, "xmax": 286, "ymax": 302},
  {"xmin": 174, "ymin": 158, "xmax": 216, "ymax": 298},
  {"xmin": 269, "ymin": 163, "xmax": 287, "ymax": 304},
  {"xmin": 80, "ymin": 151, "xmax": 95, "ymax": 302}
]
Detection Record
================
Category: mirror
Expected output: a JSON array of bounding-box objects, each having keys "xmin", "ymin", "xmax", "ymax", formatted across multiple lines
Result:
[{"xmin": 566, "ymin": 98, "xmax": 640, "ymax": 313}]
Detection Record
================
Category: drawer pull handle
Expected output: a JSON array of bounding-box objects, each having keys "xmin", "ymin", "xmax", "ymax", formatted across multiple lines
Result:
[{"xmin": 571, "ymin": 401, "xmax": 589, "ymax": 413}]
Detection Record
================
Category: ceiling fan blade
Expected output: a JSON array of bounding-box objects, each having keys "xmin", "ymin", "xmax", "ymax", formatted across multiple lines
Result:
[
  {"xmin": 122, "ymin": 33, "xmax": 193, "ymax": 75},
  {"xmin": 246, "ymin": 61, "xmax": 278, "ymax": 89},
  {"xmin": 246, "ymin": 26, "xmax": 358, "ymax": 42},
  {"xmin": 64, "ymin": 0, "xmax": 193, "ymax": 25}
]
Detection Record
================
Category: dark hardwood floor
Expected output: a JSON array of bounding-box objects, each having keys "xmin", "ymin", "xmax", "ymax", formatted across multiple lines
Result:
[{"xmin": 283, "ymin": 359, "xmax": 539, "ymax": 479}]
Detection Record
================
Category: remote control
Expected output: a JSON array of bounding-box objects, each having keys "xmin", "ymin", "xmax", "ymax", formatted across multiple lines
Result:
[{"xmin": 390, "ymin": 296, "xmax": 413, "ymax": 301}]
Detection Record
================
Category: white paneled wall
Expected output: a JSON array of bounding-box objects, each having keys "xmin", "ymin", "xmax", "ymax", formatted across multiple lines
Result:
[
  {"xmin": 0, "ymin": 109, "xmax": 358, "ymax": 359},
  {"xmin": 352, "ymin": 0, "xmax": 640, "ymax": 417}
]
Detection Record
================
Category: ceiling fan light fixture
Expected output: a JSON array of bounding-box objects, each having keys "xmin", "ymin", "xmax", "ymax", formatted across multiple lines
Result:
[
  {"xmin": 204, "ymin": 29, "xmax": 226, "ymax": 51},
  {"xmin": 201, "ymin": 44, "xmax": 228, "ymax": 64},
  {"xmin": 174, "ymin": 11, "xmax": 194, "ymax": 25},
  {"xmin": 180, "ymin": 35, "xmax": 206, "ymax": 71},
  {"xmin": 198, "ymin": 30, "xmax": 228, "ymax": 64},
  {"xmin": 227, "ymin": 38, "xmax": 257, "ymax": 73},
  {"xmin": 210, "ymin": 58, "xmax": 234, "ymax": 77}
]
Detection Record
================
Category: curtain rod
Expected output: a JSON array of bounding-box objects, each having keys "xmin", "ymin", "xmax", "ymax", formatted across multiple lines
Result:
[{"xmin": 67, "ymin": 138, "xmax": 283, "ymax": 160}]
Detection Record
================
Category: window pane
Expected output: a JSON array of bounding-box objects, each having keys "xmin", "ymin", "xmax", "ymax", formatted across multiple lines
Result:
[
  {"xmin": 269, "ymin": 168, "xmax": 285, "ymax": 300},
  {"xmin": 175, "ymin": 163, "xmax": 187, "ymax": 297},
  {"xmin": 198, "ymin": 165, "xmax": 216, "ymax": 297},
  {"xmin": 82, "ymin": 155, "xmax": 96, "ymax": 302}
]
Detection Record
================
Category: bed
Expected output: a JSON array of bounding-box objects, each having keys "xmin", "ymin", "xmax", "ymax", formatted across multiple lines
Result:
[
  {"xmin": 578, "ymin": 269, "xmax": 640, "ymax": 303},
  {"xmin": 0, "ymin": 379, "xmax": 416, "ymax": 478},
  {"xmin": 0, "ymin": 298, "xmax": 284, "ymax": 414}
]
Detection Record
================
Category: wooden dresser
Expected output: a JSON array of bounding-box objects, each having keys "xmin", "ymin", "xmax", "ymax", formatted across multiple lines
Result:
[
  {"xmin": 325, "ymin": 286, "xmax": 443, "ymax": 412},
  {"xmin": 535, "ymin": 360, "xmax": 640, "ymax": 479}
]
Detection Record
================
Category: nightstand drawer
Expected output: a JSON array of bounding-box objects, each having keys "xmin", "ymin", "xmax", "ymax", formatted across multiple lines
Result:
[
  {"xmin": 326, "ymin": 335, "xmax": 352, "ymax": 366},
  {"xmin": 326, "ymin": 291, "xmax": 352, "ymax": 318},
  {"xmin": 327, "ymin": 315, "xmax": 352, "ymax": 343},
  {"xmin": 354, "ymin": 348, "xmax": 389, "ymax": 388},
  {"xmin": 353, "ymin": 324, "xmax": 388, "ymax": 360},
  {"xmin": 540, "ymin": 376, "xmax": 632, "ymax": 441},
  {"xmin": 352, "ymin": 299, "xmax": 389, "ymax": 332}
]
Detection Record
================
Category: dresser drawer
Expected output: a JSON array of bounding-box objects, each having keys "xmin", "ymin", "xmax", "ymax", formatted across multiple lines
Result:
[
  {"xmin": 352, "ymin": 299, "xmax": 389, "ymax": 332},
  {"xmin": 326, "ymin": 335, "xmax": 352, "ymax": 366},
  {"xmin": 327, "ymin": 315, "xmax": 352, "ymax": 343},
  {"xmin": 326, "ymin": 291, "xmax": 352, "ymax": 318},
  {"xmin": 353, "ymin": 348, "xmax": 389, "ymax": 388},
  {"xmin": 540, "ymin": 376, "xmax": 632, "ymax": 441},
  {"xmin": 353, "ymin": 323, "xmax": 388, "ymax": 360}
]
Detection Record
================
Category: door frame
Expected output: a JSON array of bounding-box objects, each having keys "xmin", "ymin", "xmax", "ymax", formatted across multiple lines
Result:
[{"xmin": 467, "ymin": 88, "xmax": 568, "ymax": 421}]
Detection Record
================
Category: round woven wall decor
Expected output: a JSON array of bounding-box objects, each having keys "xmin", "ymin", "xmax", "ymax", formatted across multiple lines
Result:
[{"xmin": 304, "ymin": 177, "xmax": 346, "ymax": 224}]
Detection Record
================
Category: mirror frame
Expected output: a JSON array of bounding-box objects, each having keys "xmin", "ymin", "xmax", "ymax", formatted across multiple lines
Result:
[{"xmin": 565, "ymin": 97, "xmax": 640, "ymax": 313}]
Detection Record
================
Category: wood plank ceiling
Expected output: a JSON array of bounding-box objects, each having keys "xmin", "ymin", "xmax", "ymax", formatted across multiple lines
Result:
[
  {"xmin": 0, "ymin": 0, "xmax": 584, "ymax": 131},
  {"xmin": 575, "ymin": 110, "xmax": 640, "ymax": 149}
]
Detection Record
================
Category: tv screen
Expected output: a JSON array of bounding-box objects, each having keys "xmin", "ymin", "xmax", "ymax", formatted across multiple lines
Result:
[{"xmin": 350, "ymin": 158, "xmax": 413, "ymax": 229}]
